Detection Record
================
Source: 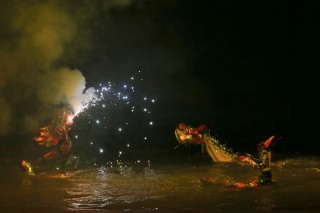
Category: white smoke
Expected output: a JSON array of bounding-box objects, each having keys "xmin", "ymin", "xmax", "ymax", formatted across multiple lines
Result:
[{"xmin": 0, "ymin": 0, "xmax": 134, "ymax": 137}]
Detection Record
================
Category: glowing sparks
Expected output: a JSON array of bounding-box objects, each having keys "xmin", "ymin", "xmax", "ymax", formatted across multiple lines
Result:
[{"xmin": 67, "ymin": 70, "xmax": 157, "ymax": 164}]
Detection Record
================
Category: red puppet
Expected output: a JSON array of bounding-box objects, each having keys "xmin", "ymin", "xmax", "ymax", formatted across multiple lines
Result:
[{"xmin": 22, "ymin": 111, "xmax": 73, "ymax": 175}]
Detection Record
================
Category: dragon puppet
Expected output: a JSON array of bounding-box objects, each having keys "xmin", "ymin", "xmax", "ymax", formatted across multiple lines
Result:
[
  {"xmin": 174, "ymin": 123, "xmax": 280, "ymax": 163},
  {"xmin": 175, "ymin": 123, "xmax": 281, "ymax": 187},
  {"xmin": 21, "ymin": 111, "xmax": 73, "ymax": 176},
  {"xmin": 174, "ymin": 123, "xmax": 239, "ymax": 162}
]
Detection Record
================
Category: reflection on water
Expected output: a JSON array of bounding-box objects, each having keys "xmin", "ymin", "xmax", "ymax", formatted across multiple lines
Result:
[
  {"xmin": 1, "ymin": 155, "xmax": 320, "ymax": 212},
  {"xmin": 65, "ymin": 160, "xmax": 204, "ymax": 211}
]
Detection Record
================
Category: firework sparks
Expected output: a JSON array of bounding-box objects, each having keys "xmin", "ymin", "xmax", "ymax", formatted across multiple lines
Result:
[{"xmin": 68, "ymin": 71, "xmax": 156, "ymax": 161}]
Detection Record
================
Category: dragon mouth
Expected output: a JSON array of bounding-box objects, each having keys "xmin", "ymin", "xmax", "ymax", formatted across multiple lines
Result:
[{"xmin": 175, "ymin": 128, "xmax": 195, "ymax": 145}]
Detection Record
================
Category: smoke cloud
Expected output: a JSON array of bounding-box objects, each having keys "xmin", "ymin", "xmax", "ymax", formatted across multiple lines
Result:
[{"xmin": 0, "ymin": 0, "xmax": 134, "ymax": 137}]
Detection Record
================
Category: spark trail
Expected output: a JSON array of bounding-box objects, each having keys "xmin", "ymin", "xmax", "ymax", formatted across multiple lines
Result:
[{"xmin": 67, "ymin": 71, "xmax": 157, "ymax": 163}]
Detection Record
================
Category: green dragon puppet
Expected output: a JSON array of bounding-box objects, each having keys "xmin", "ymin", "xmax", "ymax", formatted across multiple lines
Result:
[{"xmin": 174, "ymin": 123, "xmax": 239, "ymax": 162}]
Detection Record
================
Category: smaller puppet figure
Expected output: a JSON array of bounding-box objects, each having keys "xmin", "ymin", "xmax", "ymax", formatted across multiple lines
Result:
[
  {"xmin": 21, "ymin": 111, "xmax": 74, "ymax": 175},
  {"xmin": 21, "ymin": 160, "xmax": 35, "ymax": 176},
  {"xmin": 236, "ymin": 135, "xmax": 281, "ymax": 187}
]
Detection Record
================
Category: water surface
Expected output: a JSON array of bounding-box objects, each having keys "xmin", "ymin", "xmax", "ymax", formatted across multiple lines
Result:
[{"xmin": 0, "ymin": 155, "xmax": 319, "ymax": 212}]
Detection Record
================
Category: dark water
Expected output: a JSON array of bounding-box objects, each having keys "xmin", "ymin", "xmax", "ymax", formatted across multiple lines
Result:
[{"xmin": 0, "ymin": 154, "xmax": 319, "ymax": 213}]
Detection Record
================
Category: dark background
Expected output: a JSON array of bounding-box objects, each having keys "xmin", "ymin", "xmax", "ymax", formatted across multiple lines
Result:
[{"xmin": 0, "ymin": 0, "xmax": 317, "ymax": 161}]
